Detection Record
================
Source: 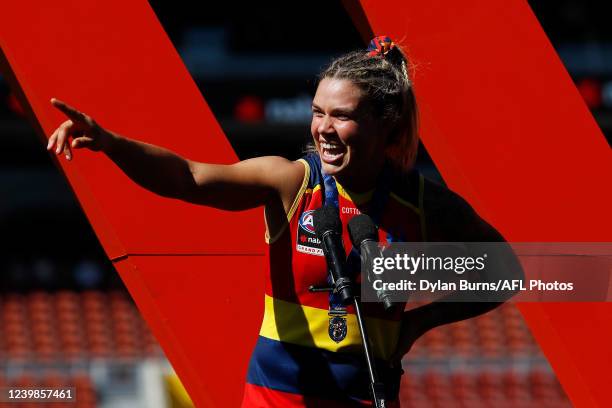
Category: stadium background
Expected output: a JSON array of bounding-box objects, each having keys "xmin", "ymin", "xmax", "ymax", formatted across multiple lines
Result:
[{"xmin": 1, "ymin": 1, "xmax": 610, "ymax": 406}]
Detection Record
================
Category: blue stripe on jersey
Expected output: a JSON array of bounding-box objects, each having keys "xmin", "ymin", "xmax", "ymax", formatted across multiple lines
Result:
[
  {"xmin": 303, "ymin": 153, "xmax": 322, "ymax": 188},
  {"xmin": 246, "ymin": 335, "xmax": 402, "ymax": 402}
]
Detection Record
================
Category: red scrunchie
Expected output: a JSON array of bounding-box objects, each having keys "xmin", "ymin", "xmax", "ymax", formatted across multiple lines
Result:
[{"xmin": 367, "ymin": 35, "xmax": 395, "ymax": 57}]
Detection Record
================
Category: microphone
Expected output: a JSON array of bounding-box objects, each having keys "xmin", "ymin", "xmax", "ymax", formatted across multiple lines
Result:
[
  {"xmin": 313, "ymin": 205, "xmax": 353, "ymax": 305},
  {"xmin": 348, "ymin": 214, "xmax": 396, "ymax": 313}
]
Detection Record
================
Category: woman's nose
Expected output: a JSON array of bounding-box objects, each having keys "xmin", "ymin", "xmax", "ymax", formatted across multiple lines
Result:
[{"xmin": 317, "ymin": 115, "xmax": 333, "ymax": 134}]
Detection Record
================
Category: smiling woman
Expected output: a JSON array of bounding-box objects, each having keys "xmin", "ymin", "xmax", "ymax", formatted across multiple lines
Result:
[
  {"xmin": 46, "ymin": 36, "xmax": 518, "ymax": 407},
  {"xmin": 310, "ymin": 39, "xmax": 417, "ymax": 194}
]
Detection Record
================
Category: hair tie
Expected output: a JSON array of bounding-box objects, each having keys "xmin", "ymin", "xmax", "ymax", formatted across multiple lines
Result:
[{"xmin": 367, "ymin": 35, "xmax": 396, "ymax": 57}]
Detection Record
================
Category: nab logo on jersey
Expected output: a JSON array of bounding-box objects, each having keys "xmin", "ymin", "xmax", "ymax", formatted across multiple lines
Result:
[
  {"xmin": 296, "ymin": 210, "xmax": 323, "ymax": 256},
  {"xmin": 299, "ymin": 210, "xmax": 316, "ymax": 234}
]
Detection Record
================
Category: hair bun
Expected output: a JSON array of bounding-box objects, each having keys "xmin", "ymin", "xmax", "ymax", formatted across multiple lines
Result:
[
  {"xmin": 367, "ymin": 36, "xmax": 396, "ymax": 57},
  {"xmin": 367, "ymin": 35, "xmax": 406, "ymax": 71}
]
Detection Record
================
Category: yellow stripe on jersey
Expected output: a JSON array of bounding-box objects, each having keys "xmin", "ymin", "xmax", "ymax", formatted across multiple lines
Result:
[
  {"xmin": 335, "ymin": 181, "xmax": 374, "ymax": 205},
  {"xmin": 287, "ymin": 159, "xmax": 311, "ymax": 222},
  {"xmin": 259, "ymin": 294, "xmax": 401, "ymax": 360},
  {"xmin": 310, "ymin": 173, "xmax": 422, "ymax": 215},
  {"xmin": 303, "ymin": 183, "xmax": 321, "ymax": 196}
]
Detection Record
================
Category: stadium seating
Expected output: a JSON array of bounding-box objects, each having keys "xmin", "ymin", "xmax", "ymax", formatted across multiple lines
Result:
[
  {"xmin": 0, "ymin": 291, "xmax": 570, "ymax": 406},
  {"xmin": 0, "ymin": 290, "xmax": 161, "ymax": 361}
]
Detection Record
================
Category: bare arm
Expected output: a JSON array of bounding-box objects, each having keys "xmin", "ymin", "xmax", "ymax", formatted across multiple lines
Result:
[
  {"xmin": 388, "ymin": 185, "xmax": 524, "ymax": 366},
  {"xmin": 47, "ymin": 98, "xmax": 305, "ymax": 211}
]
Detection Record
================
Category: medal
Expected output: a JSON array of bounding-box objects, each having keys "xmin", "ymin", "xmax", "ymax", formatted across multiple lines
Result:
[{"xmin": 328, "ymin": 307, "xmax": 348, "ymax": 343}]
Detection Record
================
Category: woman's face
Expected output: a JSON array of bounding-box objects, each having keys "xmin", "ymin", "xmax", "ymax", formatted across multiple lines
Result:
[{"xmin": 311, "ymin": 78, "xmax": 388, "ymax": 184}]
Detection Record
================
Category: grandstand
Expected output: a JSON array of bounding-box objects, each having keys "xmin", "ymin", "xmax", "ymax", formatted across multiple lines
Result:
[
  {"xmin": 401, "ymin": 304, "xmax": 570, "ymax": 407},
  {"xmin": 0, "ymin": 289, "xmax": 570, "ymax": 407},
  {"xmin": 0, "ymin": 289, "xmax": 174, "ymax": 408}
]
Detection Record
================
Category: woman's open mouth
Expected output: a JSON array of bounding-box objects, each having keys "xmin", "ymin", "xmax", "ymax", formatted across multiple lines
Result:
[{"xmin": 320, "ymin": 142, "xmax": 346, "ymax": 164}]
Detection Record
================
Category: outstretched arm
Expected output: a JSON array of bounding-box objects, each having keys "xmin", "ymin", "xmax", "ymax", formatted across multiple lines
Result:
[{"xmin": 47, "ymin": 98, "xmax": 304, "ymax": 211}]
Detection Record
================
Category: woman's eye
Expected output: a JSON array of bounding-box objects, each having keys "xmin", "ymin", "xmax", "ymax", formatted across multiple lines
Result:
[{"xmin": 312, "ymin": 111, "xmax": 323, "ymax": 117}]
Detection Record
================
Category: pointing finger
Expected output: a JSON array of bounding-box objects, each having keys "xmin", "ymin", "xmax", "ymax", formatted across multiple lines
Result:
[{"xmin": 51, "ymin": 98, "xmax": 87, "ymax": 124}]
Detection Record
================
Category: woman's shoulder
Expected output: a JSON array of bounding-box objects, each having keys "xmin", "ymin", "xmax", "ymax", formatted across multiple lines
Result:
[
  {"xmin": 298, "ymin": 152, "xmax": 323, "ymax": 189},
  {"xmin": 418, "ymin": 174, "xmax": 504, "ymax": 242},
  {"xmin": 420, "ymin": 176, "xmax": 473, "ymax": 215},
  {"xmin": 387, "ymin": 166, "xmax": 465, "ymax": 203},
  {"xmin": 388, "ymin": 167, "xmax": 466, "ymax": 210}
]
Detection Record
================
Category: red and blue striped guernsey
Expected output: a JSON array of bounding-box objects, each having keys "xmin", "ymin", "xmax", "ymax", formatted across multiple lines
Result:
[{"xmin": 242, "ymin": 154, "xmax": 426, "ymax": 407}]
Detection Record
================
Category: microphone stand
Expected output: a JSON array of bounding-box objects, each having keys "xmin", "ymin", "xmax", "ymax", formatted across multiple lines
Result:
[
  {"xmin": 354, "ymin": 293, "xmax": 387, "ymax": 408},
  {"xmin": 309, "ymin": 283, "xmax": 387, "ymax": 408}
]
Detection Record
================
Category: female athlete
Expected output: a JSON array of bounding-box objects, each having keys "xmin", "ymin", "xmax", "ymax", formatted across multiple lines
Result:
[{"xmin": 47, "ymin": 36, "xmax": 517, "ymax": 407}]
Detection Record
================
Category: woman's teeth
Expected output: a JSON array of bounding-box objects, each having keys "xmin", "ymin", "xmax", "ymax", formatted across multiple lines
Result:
[
  {"xmin": 320, "ymin": 142, "xmax": 345, "ymax": 162},
  {"xmin": 321, "ymin": 143, "xmax": 343, "ymax": 154}
]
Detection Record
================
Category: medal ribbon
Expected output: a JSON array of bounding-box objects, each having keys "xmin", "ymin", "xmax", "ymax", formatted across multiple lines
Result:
[{"xmin": 320, "ymin": 159, "xmax": 395, "ymax": 312}]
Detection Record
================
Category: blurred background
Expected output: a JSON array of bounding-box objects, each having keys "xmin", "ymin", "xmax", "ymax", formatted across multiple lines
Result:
[{"xmin": 1, "ymin": 1, "xmax": 610, "ymax": 406}]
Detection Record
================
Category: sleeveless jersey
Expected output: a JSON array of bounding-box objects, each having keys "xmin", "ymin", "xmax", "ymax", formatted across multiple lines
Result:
[{"xmin": 242, "ymin": 154, "xmax": 426, "ymax": 407}]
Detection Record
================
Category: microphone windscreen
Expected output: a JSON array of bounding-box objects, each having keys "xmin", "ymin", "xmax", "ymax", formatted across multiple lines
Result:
[
  {"xmin": 347, "ymin": 214, "xmax": 378, "ymax": 246},
  {"xmin": 313, "ymin": 205, "xmax": 341, "ymax": 237}
]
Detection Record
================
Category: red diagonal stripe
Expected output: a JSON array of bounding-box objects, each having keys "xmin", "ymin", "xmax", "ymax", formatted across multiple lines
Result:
[
  {"xmin": 0, "ymin": 1, "xmax": 266, "ymax": 406},
  {"xmin": 355, "ymin": 0, "xmax": 612, "ymax": 406}
]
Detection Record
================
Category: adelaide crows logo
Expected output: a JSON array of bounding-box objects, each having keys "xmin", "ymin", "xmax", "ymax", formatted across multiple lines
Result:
[{"xmin": 296, "ymin": 210, "xmax": 323, "ymax": 256}]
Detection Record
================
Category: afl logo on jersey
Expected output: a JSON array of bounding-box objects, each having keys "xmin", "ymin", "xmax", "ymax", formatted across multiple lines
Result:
[
  {"xmin": 296, "ymin": 210, "xmax": 323, "ymax": 256},
  {"xmin": 299, "ymin": 210, "xmax": 316, "ymax": 234}
]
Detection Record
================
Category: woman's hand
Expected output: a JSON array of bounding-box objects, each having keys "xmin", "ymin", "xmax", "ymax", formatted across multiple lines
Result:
[{"xmin": 47, "ymin": 98, "xmax": 112, "ymax": 160}]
